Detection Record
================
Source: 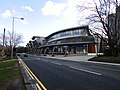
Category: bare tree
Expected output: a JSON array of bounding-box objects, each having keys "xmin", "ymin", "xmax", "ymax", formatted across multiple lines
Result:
[
  {"xmin": 0, "ymin": 34, "xmax": 3, "ymax": 45},
  {"xmin": 77, "ymin": 0, "xmax": 120, "ymax": 56},
  {"xmin": 6, "ymin": 31, "xmax": 12, "ymax": 47},
  {"xmin": 5, "ymin": 30, "xmax": 24, "ymax": 47},
  {"xmin": 13, "ymin": 33, "xmax": 24, "ymax": 47},
  {"xmin": 0, "ymin": 30, "xmax": 24, "ymax": 56}
]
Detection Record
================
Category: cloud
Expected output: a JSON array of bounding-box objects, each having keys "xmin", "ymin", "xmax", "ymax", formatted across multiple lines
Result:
[
  {"xmin": 53, "ymin": 0, "xmax": 80, "ymax": 28},
  {"xmin": 22, "ymin": 5, "xmax": 34, "ymax": 12},
  {"xmin": 63, "ymin": 0, "xmax": 82, "ymax": 21},
  {"xmin": 21, "ymin": 19, "xmax": 29, "ymax": 25},
  {"xmin": 0, "ymin": 24, "xmax": 5, "ymax": 29},
  {"xmin": 41, "ymin": 1, "xmax": 66, "ymax": 16},
  {"xmin": 1, "ymin": 10, "xmax": 15, "ymax": 18},
  {"xmin": 42, "ymin": 0, "xmax": 88, "ymax": 29}
]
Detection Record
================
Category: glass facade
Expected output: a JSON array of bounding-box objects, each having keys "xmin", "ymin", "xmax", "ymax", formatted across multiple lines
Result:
[
  {"xmin": 48, "ymin": 29, "xmax": 88, "ymax": 41},
  {"xmin": 48, "ymin": 36, "xmax": 94, "ymax": 45}
]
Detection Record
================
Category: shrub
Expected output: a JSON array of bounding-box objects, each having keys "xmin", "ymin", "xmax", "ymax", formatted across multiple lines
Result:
[{"xmin": 104, "ymin": 48, "xmax": 112, "ymax": 56}]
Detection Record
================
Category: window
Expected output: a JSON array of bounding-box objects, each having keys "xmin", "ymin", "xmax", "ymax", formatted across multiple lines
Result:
[{"xmin": 76, "ymin": 30, "xmax": 79, "ymax": 35}]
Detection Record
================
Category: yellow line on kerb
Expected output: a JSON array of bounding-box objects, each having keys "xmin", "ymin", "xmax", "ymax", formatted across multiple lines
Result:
[
  {"xmin": 22, "ymin": 62, "xmax": 42, "ymax": 90},
  {"xmin": 23, "ymin": 62, "xmax": 47, "ymax": 90},
  {"xmin": 18, "ymin": 57, "xmax": 47, "ymax": 90}
]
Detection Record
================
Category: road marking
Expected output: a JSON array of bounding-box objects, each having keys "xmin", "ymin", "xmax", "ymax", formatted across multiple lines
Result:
[
  {"xmin": 92, "ymin": 66, "xmax": 120, "ymax": 72},
  {"xmin": 69, "ymin": 66, "xmax": 102, "ymax": 76},
  {"xmin": 18, "ymin": 57, "xmax": 47, "ymax": 90},
  {"xmin": 36, "ymin": 58, "xmax": 40, "ymax": 60},
  {"xmin": 43, "ymin": 60, "xmax": 49, "ymax": 62},
  {"xmin": 50, "ymin": 61, "xmax": 62, "ymax": 65}
]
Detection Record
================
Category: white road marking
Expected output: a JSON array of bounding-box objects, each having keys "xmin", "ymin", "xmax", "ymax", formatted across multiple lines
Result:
[
  {"xmin": 50, "ymin": 62, "xmax": 62, "ymax": 65},
  {"xmin": 69, "ymin": 66, "xmax": 102, "ymax": 76},
  {"xmin": 43, "ymin": 60, "xmax": 49, "ymax": 62},
  {"xmin": 36, "ymin": 58, "xmax": 40, "ymax": 60},
  {"xmin": 92, "ymin": 66, "xmax": 120, "ymax": 72}
]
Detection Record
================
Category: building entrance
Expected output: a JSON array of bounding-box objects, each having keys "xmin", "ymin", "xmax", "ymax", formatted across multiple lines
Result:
[{"xmin": 68, "ymin": 44, "xmax": 87, "ymax": 54}]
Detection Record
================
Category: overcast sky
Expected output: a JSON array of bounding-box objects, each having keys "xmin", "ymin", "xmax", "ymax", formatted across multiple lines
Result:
[{"xmin": 0, "ymin": 0, "xmax": 92, "ymax": 46}]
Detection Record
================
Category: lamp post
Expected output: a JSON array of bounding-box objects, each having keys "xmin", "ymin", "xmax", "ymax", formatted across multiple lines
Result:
[{"xmin": 11, "ymin": 17, "xmax": 24, "ymax": 60}]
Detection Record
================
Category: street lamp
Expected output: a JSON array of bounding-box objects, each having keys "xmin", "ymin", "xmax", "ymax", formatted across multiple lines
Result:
[{"xmin": 11, "ymin": 17, "xmax": 24, "ymax": 60}]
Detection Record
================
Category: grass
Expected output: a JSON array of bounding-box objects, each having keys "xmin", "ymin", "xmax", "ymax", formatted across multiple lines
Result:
[
  {"xmin": 0, "ymin": 59, "xmax": 26, "ymax": 89},
  {"xmin": 88, "ymin": 56, "xmax": 120, "ymax": 64},
  {"xmin": 0, "ymin": 60, "xmax": 18, "ymax": 81},
  {"xmin": 0, "ymin": 59, "xmax": 17, "ymax": 68}
]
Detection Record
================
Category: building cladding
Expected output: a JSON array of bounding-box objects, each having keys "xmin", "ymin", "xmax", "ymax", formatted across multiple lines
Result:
[{"xmin": 27, "ymin": 25, "xmax": 96, "ymax": 56}]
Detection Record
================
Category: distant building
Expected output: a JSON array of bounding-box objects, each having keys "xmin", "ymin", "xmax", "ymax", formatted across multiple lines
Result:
[
  {"xmin": 32, "ymin": 36, "xmax": 45, "ymax": 45},
  {"xmin": 26, "ymin": 36, "xmax": 45, "ymax": 54},
  {"xmin": 27, "ymin": 26, "xmax": 97, "ymax": 56}
]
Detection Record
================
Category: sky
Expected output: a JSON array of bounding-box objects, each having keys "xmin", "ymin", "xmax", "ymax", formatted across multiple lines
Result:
[{"xmin": 0, "ymin": 0, "xmax": 91, "ymax": 46}]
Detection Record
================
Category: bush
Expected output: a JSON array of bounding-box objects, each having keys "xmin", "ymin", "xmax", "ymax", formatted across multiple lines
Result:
[{"xmin": 104, "ymin": 48, "xmax": 112, "ymax": 56}]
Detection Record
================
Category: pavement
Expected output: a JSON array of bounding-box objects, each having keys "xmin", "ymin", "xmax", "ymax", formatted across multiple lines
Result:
[
  {"xmin": 40, "ymin": 55, "xmax": 94, "ymax": 62},
  {"xmin": 39, "ymin": 54, "xmax": 120, "ymax": 66}
]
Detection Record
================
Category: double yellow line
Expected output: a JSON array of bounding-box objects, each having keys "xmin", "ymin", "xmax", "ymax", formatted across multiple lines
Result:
[{"xmin": 18, "ymin": 57, "xmax": 47, "ymax": 90}]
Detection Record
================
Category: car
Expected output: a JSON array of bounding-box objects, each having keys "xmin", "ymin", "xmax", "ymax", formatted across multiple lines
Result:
[
  {"xmin": 17, "ymin": 54, "xmax": 20, "ymax": 56},
  {"xmin": 23, "ymin": 54, "xmax": 28, "ymax": 57}
]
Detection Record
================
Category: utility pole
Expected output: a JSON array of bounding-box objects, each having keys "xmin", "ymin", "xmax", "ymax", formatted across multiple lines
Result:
[{"xmin": 2, "ymin": 28, "xmax": 5, "ymax": 61}]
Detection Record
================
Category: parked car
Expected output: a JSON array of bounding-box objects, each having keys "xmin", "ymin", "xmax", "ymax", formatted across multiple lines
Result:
[
  {"xmin": 17, "ymin": 53, "xmax": 20, "ymax": 56},
  {"xmin": 23, "ymin": 54, "xmax": 28, "ymax": 57}
]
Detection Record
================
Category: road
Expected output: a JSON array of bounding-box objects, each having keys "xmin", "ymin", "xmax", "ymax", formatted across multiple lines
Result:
[{"xmin": 20, "ymin": 54, "xmax": 120, "ymax": 90}]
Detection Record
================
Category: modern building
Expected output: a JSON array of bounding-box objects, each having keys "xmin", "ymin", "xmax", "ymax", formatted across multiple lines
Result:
[
  {"xmin": 26, "ymin": 26, "xmax": 97, "ymax": 56},
  {"xmin": 26, "ymin": 36, "xmax": 45, "ymax": 54}
]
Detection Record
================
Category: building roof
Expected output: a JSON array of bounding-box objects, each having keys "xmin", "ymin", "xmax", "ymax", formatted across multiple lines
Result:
[{"xmin": 32, "ymin": 36, "xmax": 45, "ymax": 40}]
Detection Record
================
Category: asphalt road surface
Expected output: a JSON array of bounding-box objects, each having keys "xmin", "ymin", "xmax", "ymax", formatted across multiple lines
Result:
[{"xmin": 20, "ymin": 54, "xmax": 120, "ymax": 90}]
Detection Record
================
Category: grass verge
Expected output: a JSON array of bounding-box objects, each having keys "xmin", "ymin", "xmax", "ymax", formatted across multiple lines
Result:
[
  {"xmin": 0, "ymin": 59, "xmax": 26, "ymax": 89},
  {"xmin": 88, "ymin": 56, "xmax": 120, "ymax": 64}
]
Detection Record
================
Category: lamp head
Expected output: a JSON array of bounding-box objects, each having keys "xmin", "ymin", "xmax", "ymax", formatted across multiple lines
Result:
[{"xmin": 20, "ymin": 18, "xmax": 24, "ymax": 20}]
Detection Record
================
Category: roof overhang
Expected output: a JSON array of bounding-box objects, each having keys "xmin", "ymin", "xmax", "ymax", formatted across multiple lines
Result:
[{"xmin": 39, "ymin": 42, "xmax": 96, "ymax": 48}]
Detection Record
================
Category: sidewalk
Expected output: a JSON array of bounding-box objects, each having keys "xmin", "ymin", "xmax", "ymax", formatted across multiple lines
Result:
[
  {"xmin": 39, "ymin": 55, "xmax": 120, "ymax": 66},
  {"xmin": 40, "ymin": 55, "xmax": 95, "ymax": 62}
]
